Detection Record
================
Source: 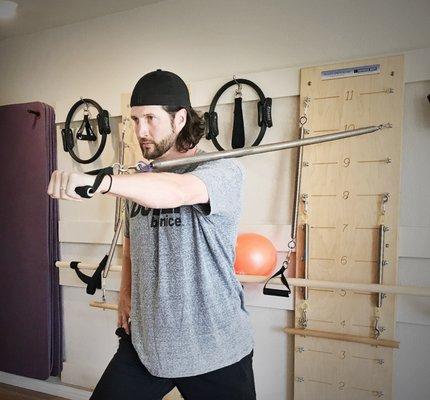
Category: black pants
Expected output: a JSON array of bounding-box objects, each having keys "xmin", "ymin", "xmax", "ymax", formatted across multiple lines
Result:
[{"xmin": 90, "ymin": 327, "xmax": 257, "ymax": 400}]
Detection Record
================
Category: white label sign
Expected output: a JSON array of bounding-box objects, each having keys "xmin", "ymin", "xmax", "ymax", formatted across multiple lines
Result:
[{"xmin": 321, "ymin": 64, "xmax": 380, "ymax": 80}]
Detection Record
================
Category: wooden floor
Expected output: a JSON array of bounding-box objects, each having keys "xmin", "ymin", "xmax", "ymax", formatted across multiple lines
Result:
[{"xmin": 0, "ymin": 383, "xmax": 69, "ymax": 400}]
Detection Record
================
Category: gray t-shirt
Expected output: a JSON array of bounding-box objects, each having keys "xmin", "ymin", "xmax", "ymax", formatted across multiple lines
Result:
[{"xmin": 123, "ymin": 149, "xmax": 254, "ymax": 378}]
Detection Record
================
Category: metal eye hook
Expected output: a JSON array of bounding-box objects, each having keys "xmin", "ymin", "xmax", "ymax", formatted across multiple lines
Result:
[
  {"xmin": 381, "ymin": 193, "xmax": 390, "ymax": 215},
  {"xmin": 374, "ymin": 316, "xmax": 381, "ymax": 339},
  {"xmin": 111, "ymin": 162, "xmax": 122, "ymax": 175},
  {"xmin": 80, "ymin": 96, "xmax": 92, "ymax": 118},
  {"xmin": 80, "ymin": 96, "xmax": 88, "ymax": 112},
  {"xmin": 303, "ymin": 97, "xmax": 311, "ymax": 115},
  {"xmin": 233, "ymin": 74, "xmax": 242, "ymax": 97}
]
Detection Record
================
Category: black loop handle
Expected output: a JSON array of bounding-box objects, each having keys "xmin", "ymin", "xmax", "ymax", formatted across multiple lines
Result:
[
  {"xmin": 205, "ymin": 78, "xmax": 272, "ymax": 151},
  {"xmin": 262, "ymin": 265, "xmax": 291, "ymax": 298},
  {"xmin": 74, "ymin": 166, "xmax": 114, "ymax": 199}
]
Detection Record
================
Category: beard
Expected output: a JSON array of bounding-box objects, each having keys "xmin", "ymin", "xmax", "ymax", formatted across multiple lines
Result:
[{"xmin": 139, "ymin": 129, "xmax": 176, "ymax": 160}]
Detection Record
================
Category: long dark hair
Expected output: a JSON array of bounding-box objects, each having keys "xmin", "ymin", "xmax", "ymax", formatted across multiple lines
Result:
[{"xmin": 162, "ymin": 105, "xmax": 206, "ymax": 152}]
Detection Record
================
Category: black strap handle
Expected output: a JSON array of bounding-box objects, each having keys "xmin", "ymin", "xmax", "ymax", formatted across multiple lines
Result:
[
  {"xmin": 74, "ymin": 166, "xmax": 114, "ymax": 199},
  {"xmin": 204, "ymin": 78, "xmax": 273, "ymax": 151},
  {"xmin": 232, "ymin": 97, "xmax": 245, "ymax": 149},
  {"xmin": 70, "ymin": 255, "xmax": 108, "ymax": 295},
  {"xmin": 262, "ymin": 264, "xmax": 291, "ymax": 297}
]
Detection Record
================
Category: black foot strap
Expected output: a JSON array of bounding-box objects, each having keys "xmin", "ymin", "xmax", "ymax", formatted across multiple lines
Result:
[
  {"xmin": 232, "ymin": 97, "xmax": 245, "ymax": 149},
  {"xmin": 69, "ymin": 255, "xmax": 108, "ymax": 295}
]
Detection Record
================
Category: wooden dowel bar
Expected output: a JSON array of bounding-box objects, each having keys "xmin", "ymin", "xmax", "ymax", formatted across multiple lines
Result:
[
  {"xmin": 285, "ymin": 328, "xmax": 400, "ymax": 349},
  {"xmin": 89, "ymin": 301, "xmax": 401, "ymax": 349},
  {"xmin": 56, "ymin": 261, "xmax": 430, "ymax": 297},
  {"xmin": 239, "ymin": 276, "xmax": 430, "ymax": 297},
  {"xmin": 90, "ymin": 301, "xmax": 119, "ymax": 311},
  {"xmin": 55, "ymin": 261, "xmax": 122, "ymax": 272}
]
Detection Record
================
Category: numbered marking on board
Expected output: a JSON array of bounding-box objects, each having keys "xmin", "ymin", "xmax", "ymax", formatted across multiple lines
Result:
[{"xmin": 345, "ymin": 90, "xmax": 354, "ymax": 101}]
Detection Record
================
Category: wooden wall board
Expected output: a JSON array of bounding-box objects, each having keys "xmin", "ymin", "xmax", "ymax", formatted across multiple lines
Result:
[
  {"xmin": 294, "ymin": 55, "xmax": 404, "ymax": 400},
  {"xmin": 294, "ymin": 336, "xmax": 393, "ymax": 400}
]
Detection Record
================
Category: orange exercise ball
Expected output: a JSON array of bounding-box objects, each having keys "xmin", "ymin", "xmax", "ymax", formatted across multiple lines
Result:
[{"xmin": 234, "ymin": 233, "xmax": 277, "ymax": 276}]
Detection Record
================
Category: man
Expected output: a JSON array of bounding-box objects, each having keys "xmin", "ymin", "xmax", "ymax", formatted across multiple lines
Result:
[{"xmin": 47, "ymin": 69, "xmax": 256, "ymax": 399}]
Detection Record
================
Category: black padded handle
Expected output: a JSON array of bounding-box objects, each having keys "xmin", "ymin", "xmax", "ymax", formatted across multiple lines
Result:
[
  {"xmin": 262, "ymin": 287, "xmax": 290, "ymax": 297},
  {"xmin": 75, "ymin": 185, "xmax": 94, "ymax": 199},
  {"xmin": 74, "ymin": 166, "xmax": 114, "ymax": 199}
]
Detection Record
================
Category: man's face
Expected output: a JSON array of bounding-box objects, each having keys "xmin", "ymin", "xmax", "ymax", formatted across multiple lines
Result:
[{"xmin": 130, "ymin": 105, "xmax": 181, "ymax": 159}]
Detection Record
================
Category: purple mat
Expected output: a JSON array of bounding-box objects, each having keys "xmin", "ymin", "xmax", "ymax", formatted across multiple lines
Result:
[{"xmin": 0, "ymin": 102, "xmax": 62, "ymax": 379}]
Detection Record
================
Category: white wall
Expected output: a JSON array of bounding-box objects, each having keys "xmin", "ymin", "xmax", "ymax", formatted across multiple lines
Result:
[
  {"xmin": 1, "ymin": 1, "xmax": 429, "ymax": 399},
  {"xmin": 1, "ymin": 0, "xmax": 430, "ymax": 115}
]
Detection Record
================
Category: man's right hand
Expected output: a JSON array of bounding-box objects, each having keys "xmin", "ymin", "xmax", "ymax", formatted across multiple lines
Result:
[{"xmin": 117, "ymin": 291, "xmax": 131, "ymax": 335}]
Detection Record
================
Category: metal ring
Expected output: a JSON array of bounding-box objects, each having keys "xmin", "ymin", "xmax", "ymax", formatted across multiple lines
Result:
[
  {"xmin": 299, "ymin": 116, "xmax": 307, "ymax": 126},
  {"xmin": 111, "ymin": 163, "xmax": 122, "ymax": 175}
]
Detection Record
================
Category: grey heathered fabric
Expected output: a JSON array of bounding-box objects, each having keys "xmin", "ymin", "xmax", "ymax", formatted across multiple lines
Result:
[{"xmin": 123, "ymin": 149, "xmax": 254, "ymax": 378}]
